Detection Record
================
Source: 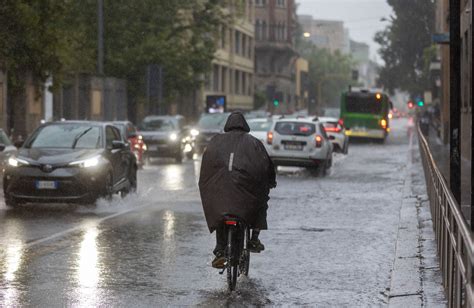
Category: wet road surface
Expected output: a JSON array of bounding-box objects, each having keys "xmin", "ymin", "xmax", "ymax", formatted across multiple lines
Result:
[{"xmin": 1, "ymin": 118, "xmax": 418, "ymax": 306}]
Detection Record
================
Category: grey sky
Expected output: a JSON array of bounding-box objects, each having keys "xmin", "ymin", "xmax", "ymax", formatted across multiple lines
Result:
[{"xmin": 296, "ymin": 0, "xmax": 393, "ymax": 62}]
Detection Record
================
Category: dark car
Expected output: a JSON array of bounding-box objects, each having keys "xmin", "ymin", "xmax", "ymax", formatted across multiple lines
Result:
[
  {"xmin": 0, "ymin": 129, "xmax": 17, "ymax": 172},
  {"xmin": 138, "ymin": 115, "xmax": 186, "ymax": 163},
  {"xmin": 193, "ymin": 113, "xmax": 230, "ymax": 154},
  {"xmin": 3, "ymin": 121, "xmax": 137, "ymax": 207},
  {"xmin": 111, "ymin": 121, "xmax": 147, "ymax": 168}
]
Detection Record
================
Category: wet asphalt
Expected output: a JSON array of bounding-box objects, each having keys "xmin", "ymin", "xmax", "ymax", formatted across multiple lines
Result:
[{"xmin": 0, "ymin": 118, "xmax": 414, "ymax": 307}]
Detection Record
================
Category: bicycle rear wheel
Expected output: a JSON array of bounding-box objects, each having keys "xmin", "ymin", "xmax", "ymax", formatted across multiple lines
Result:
[{"xmin": 226, "ymin": 228, "xmax": 238, "ymax": 291}]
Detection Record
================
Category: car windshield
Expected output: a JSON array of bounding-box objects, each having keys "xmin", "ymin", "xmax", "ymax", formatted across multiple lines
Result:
[
  {"xmin": 140, "ymin": 119, "xmax": 175, "ymax": 132},
  {"xmin": 0, "ymin": 130, "xmax": 12, "ymax": 146},
  {"xmin": 197, "ymin": 114, "xmax": 229, "ymax": 130},
  {"xmin": 249, "ymin": 120, "xmax": 272, "ymax": 132},
  {"xmin": 275, "ymin": 122, "xmax": 316, "ymax": 136},
  {"xmin": 27, "ymin": 124, "xmax": 102, "ymax": 149},
  {"xmin": 346, "ymin": 95, "xmax": 383, "ymax": 114}
]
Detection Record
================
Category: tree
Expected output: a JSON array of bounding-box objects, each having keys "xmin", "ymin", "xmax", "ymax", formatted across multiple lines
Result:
[
  {"xmin": 62, "ymin": 0, "xmax": 226, "ymax": 112},
  {"xmin": 298, "ymin": 40, "xmax": 354, "ymax": 108},
  {"xmin": 0, "ymin": 1, "xmax": 68, "ymax": 92},
  {"xmin": 374, "ymin": 0, "xmax": 435, "ymax": 96}
]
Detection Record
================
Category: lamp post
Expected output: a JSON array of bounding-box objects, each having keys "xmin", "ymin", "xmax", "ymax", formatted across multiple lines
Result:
[{"xmin": 97, "ymin": 0, "xmax": 104, "ymax": 75}]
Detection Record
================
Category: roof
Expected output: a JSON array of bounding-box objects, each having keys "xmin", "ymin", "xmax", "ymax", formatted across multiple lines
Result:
[{"xmin": 318, "ymin": 117, "xmax": 339, "ymax": 123}]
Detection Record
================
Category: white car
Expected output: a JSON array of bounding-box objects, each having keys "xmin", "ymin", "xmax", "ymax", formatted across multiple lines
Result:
[
  {"xmin": 248, "ymin": 118, "xmax": 273, "ymax": 152},
  {"xmin": 266, "ymin": 117, "xmax": 333, "ymax": 176},
  {"xmin": 319, "ymin": 117, "xmax": 349, "ymax": 154}
]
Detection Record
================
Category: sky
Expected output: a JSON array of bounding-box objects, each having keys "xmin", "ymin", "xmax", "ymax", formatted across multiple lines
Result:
[{"xmin": 296, "ymin": 0, "xmax": 393, "ymax": 63}]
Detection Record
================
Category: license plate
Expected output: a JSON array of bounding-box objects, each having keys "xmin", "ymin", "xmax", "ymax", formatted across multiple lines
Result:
[
  {"xmin": 36, "ymin": 180, "xmax": 58, "ymax": 190},
  {"xmin": 284, "ymin": 144, "xmax": 303, "ymax": 151}
]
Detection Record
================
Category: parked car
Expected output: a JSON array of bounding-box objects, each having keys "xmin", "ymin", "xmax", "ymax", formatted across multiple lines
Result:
[
  {"xmin": 0, "ymin": 129, "xmax": 17, "ymax": 173},
  {"xmin": 248, "ymin": 118, "xmax": 273, "ymax": 153},
  {"xmin": 138, "ymin": 115, "xmax": 187, "ymax": 163},
  {"xmin": 267, "ymin": 117, "xmax": 333, "ymax": 176},
  {"xmin": 3, "ymin": 121, "xmax": 137, "ymax": 207},
  {"xmin": 319, "ymin": 117, "xmax": 349, "ymax": 154},
  {"xmin": 193, "ymin": 113, "xmax": 230, "ymax": 154},
  {"xmin": 111, "ymin": 121, "xmax": 147, "ymax": 168}
]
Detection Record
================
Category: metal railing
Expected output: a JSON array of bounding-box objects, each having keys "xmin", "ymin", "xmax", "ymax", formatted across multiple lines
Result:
[{"xmin": 418, "ymin": 124, "xmax": 474, "ymax": 307}]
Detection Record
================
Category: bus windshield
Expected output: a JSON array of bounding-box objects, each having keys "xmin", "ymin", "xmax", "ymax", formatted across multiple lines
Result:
[{"xmin": 346, "ymin": 95, "xmax": 383, "ymax": 114}]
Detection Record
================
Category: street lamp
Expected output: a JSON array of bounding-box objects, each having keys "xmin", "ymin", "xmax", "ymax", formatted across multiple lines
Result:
[{"xmin": 303, "ymin": 32, "xmax": 311, "ymax": 38}]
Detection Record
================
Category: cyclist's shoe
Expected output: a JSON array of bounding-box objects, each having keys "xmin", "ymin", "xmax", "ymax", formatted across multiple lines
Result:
[
  {"xmin": 212, "ymin": 251, "xmax": 225, "ymax": 269},
  {"xmin": 248, "ymin": 239, "xmax": 265, "ymax": 253}
]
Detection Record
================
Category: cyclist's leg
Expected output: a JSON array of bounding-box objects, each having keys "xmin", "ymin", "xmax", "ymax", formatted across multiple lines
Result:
[
  {"xmin": 249, "ymin": 205, "xmax": 267, "ymax": 252},
  {"xmin": 212, "ymin": 225, "xmax": 227, "ymax": 268}
]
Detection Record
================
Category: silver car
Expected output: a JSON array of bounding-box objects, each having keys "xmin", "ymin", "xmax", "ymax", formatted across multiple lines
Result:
[
  {"xmin": 267, "ymin": 118, "xmax": 333, "ymax": 176},
  {"xmin": 319, "ymin": 117, "xmax": 349, "ymax": 154}
]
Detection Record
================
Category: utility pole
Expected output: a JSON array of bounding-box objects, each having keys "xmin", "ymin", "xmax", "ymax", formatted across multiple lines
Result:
[
  {"xmin": 449, "ymin": 0, "xmax": 462, "ymax": 206},
  {"xmin": 449, "ymin": 0, "xmax": 461, "ymax": 205},
  {"xmin": 97, "ymin": 0, "xmax": 104, "ymax": 75}
]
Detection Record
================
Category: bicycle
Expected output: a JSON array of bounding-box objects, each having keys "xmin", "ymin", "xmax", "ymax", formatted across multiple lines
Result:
[{"xmin": 219, "ymin": 215, "xmax": 251, "ymax": 292}]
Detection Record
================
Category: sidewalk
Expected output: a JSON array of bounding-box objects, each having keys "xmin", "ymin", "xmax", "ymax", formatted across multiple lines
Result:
[{"xmin": 388, "ymin": 134, "xmax": 446, "ymax": 307}]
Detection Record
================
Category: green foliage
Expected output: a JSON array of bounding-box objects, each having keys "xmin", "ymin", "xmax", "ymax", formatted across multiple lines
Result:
[
  {"xmin": 0, "ymin": 1, "xmax": 68, "ymax": 92},
  {"xmin": 298, "ymin": 40, "xmax": 354, "ymax": 107},
  {"xmin": 62, "ymin": 0, "xmax": 226, "ymax": 100},
  {"xmin": 1, "ymin": 0, "xmax": 226, "ymax": 101},
  {"xmin": 374, "ymin": 0, "xmax": 435, "ymax": 96}
]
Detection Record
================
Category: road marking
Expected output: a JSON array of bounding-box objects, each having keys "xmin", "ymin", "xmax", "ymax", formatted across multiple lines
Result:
[{"xmin": 24, "ymin": 200, "xmax": 150, "ymax": 248}]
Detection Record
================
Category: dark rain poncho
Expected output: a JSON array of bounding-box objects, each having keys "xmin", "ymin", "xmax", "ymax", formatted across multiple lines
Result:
[{"xmin": 199, "ymin": 112, "xmax": 276, "ymax": 232}]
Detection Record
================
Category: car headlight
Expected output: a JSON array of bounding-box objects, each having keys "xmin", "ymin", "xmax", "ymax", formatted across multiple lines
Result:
[
  {"xmin": 169, "ymin": 133, "xmax": 178, "ymax": 141},
  {"xmin": 190, "ymin": 129, "xmax": 199, "ymax": 137},
  {"xmin": 69, "ymin": 156, "xmax": 102, "ymax": 168},
  {"xmin": 8, "ymin": 157, "xmax": 29, "ymax": 167}
]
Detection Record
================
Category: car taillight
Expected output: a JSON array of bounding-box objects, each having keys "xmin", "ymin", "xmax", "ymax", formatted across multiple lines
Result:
[
  {"xmin": 267, "ymin": 131, "xmax": 274, "ymax": 145},
  {"xmin": 380, "ymin": 119, "xmax": 388, "ymax": 129},
  {"xmin": 338, "ymin": 118, "xmax": 344, "ymax": 127},
  {"xmin": 324, "ymin": 127, "xmax": 341, "ymax": 133},
  {"xmin": 315, "ymin": 135, "xmax": 323, "ymax": 147}
]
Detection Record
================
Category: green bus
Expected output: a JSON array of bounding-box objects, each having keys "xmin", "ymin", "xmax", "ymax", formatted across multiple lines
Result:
[{"xmin": 340, "ymin": 89, "xmax": 391, "ymax": 141}]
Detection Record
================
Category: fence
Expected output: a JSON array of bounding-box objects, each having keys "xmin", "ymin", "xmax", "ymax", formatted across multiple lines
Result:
[{"xmin": 418, "ymin": 124, "xmax": 474, "ymax": 307}]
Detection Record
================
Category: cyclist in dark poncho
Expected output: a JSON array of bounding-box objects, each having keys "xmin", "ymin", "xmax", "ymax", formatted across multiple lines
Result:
[{"xmin": 199, "ymin": 111, "xmax": 277, "ymax": 268}]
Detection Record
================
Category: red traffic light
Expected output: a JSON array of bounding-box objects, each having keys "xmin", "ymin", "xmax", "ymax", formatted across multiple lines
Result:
[{"xmin": 407, "ymin": 101, "xmax": 414, "ymax": 109}]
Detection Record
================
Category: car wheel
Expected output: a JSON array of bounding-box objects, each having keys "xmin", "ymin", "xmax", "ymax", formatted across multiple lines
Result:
[
  {"xmin": 175, "ymin": 152, "xmax": 183, "ymax": 164},
  {"xmin": 186, "ymin": 150, "xmax": 194, "ymax": 160},
  {"xmin": 344, "ymin": 142, "xmax": 349, "ymax": 155},
  {"xmin": 101, "ymin": 172, "xmax": 114, "ymax": 201},
  {"xmin": 121, "ymin": 166, "xmax": 137, "ymax": 198},
  {"xmin": 5, "ymin": 194, "xmax": 19, "ymax": 209}
]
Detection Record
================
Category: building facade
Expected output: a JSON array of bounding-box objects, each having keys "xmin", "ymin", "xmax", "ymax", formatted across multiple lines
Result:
[
  {"xmin": 299, "ymin": 15, "xmax": 348, "ymax": 54},
  {"xmin": 254, "ymin": 0, "xmax": 298, "ymax": 113},
  {"xmin": 198, "ymin": 0, "xmax": 255, "ymax": 113}
]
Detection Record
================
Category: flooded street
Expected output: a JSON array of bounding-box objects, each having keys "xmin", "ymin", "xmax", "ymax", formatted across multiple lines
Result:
[{"xmin": 0, "ymin": 119, "xmax": 437, "ymax": 306}]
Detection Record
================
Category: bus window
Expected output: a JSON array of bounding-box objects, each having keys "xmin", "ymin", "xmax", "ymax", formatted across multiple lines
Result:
[{"xmin": 346, "ymin": 95, "xmax": 383, "ymax": 114}]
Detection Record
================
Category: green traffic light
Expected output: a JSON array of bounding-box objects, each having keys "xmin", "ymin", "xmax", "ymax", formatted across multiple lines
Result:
[
  {"xmin": 417, "ymin": 101, "xmax": 424, "ymax": 107},
  {"xmin": 273, "ymin": 100, "xmax": 279, "ymax": 107}
]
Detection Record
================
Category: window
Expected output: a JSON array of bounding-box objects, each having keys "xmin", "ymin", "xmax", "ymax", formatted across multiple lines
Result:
[
  {"xmin": 234, "ymin": 70, "xmax": 240, "ymax": 94},
  {"xmin": 242, "ymin": 35, "xmax": 246, "ymax": 56},
  {"xmin": 213, "ymin": 65, "xmax": 219, "ymax": 92},
  {"xmin": 221, "ymin": 26, "xmax": 226, "ymax": 49},
  {"xmin": 106, "ymin": 126, "xmax": 120, "ymax": 148},
  {"xmin": 221, "ymin": 67, "xmax": 227, "ymax": 92},
  {"xmin": 276, "ymin": 0, "xmax": 285, "ymax": 7},
  {"xmin": 255, "ymin": 20, "xmax": 261, "ymax": 40},
  {"xmin": 242, "ymin": 73, "xmax": 246, "ymax": 96},
  {"xmin": 248, "ymin": 37, "xmax": 253, "ymax": 58},
  {"xmin": 255, "ymin": 0, "xmax": 266, "ymax": 6},
  {"xmin": 235, "ymin": 31, "xmax": 241, "ymax": 54},
  {"xmin": 262, "ymin": 21, "xmax": 267, "ymax": 40}
]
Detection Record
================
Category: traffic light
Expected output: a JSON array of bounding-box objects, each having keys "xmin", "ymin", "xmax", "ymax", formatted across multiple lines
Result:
[
  {"xmin": 273, "ymin": 91, "xmax": 283, "ymax": 107},
  {"xmin": 417, "ymin": 99, "xmax": 425, "ymax": 107},
  {"xmin": 407, "ymin": 101, "xmax": 415, "ymax": 109}
]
